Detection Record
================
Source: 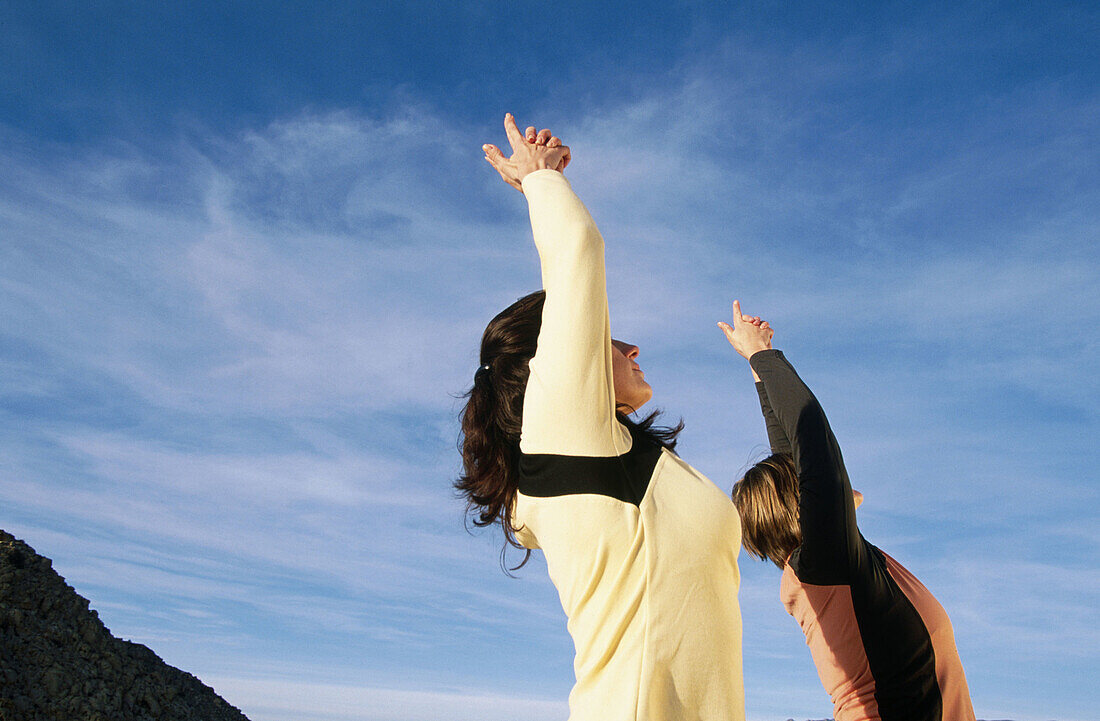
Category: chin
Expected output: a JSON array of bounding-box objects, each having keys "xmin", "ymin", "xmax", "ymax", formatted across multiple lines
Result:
[{"xmin": 616, "ymin": 383, "xmax": 653, "ymax": 415}]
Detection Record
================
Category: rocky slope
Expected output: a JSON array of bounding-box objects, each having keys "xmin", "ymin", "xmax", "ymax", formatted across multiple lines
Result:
[{"xmin": 0, "ymin": 529, "xmax": 250, "ymax": 721}]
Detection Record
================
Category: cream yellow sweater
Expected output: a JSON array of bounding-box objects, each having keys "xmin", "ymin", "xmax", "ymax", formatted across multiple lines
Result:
[{"xmin": 511, "ymin": 169, "xmax": 745, "ymax": 721}]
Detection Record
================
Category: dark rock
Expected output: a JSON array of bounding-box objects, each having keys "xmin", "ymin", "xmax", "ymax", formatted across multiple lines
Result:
[
  {"xmin": 43, "ymin": 665, "xmax": 66, "ymax": 696},
  {"xmin": 0, "ymin": 529, "xmax": 250, "ymax": 721}
]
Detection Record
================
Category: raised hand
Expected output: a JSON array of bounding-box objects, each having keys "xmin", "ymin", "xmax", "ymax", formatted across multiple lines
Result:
[
  {"xmin": 523, "ymin": 124, "xmax": 570, "ymax": 170},
  {"xmin": 483, "ymin": 114, "xmax": 571, "ymax": 192},
  {"xmin": 525, "ymin": 126, "xmax": 557, "ymax": 147},
  {"xmin": 717, "ymin": 300, "xmax": 774, "ymax": 361}
]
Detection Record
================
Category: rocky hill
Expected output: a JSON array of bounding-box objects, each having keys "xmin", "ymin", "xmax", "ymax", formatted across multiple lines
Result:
[{"xmin": 0, "ymin": 529, "xmax": 250, "ymax": 721}]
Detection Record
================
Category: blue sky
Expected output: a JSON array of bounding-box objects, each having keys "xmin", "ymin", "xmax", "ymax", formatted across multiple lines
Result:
[{"xmin": 1, "ymin": 2, "xmax": 1097, "ymax": 719}]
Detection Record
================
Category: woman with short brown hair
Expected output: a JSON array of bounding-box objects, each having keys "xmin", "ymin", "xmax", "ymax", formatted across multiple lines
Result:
[{"xmin": 720, "ymin": 303, "xmax": 975, "ymax": 721}]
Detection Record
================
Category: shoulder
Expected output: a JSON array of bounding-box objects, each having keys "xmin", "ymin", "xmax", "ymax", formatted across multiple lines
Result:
[
  {"xmin": 518, "ymin": 423, "xmax": 662, "ymax": 506},
  {"xmin": 789, "ymin": 533, "xmax": 877, "ymax": 586}
]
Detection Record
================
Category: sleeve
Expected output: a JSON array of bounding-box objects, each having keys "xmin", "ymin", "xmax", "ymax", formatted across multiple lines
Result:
[
  {"xmin": 749, "ymin": 349, "xmax": 863, "ymax": 582},
  {"xmin": 518, "ymin": 169, "xmax": 631, "ymax": 458},
  {"xmin": 755, "ymin": 381, "xmax": 793, "ymax": 455}
]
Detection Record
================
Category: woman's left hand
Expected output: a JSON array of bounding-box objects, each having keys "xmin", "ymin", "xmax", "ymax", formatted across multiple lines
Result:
[
  {"xmin": 482, "ymin": 114, "xmax": 571, "ymax": 192},
  {"xmin": 718, "ymin": 300, "xmax": 774, "ymax": 361}
]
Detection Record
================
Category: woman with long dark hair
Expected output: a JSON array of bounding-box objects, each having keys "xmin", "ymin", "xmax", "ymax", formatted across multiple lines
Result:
[
  {"xmin": 721, "ymin": 302, "xmax": 976, "ymax": 721},
  {"xmin": 456, "ymin": 115, "xmax": 745, "ymax": 721}
]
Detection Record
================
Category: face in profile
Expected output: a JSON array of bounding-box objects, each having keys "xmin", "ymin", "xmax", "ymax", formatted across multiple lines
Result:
[{"xmin": 611, "ymin": 339, "xmax": 653, "ymax": 413}]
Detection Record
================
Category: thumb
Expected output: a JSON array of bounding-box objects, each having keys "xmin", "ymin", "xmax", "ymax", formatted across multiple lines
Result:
[
  {"xmin": 483, "ymin": 144, "xmax": 507, "ymax": 162},
  {"xmin": 717, "ymin": 321, "xmax": 735, "ymax": 342}
]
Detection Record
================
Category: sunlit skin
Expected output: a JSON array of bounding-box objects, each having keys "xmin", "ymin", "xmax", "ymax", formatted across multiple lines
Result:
[{"xmin": 611, "ymin": 339, "xmax": 652, "ymax": 414}]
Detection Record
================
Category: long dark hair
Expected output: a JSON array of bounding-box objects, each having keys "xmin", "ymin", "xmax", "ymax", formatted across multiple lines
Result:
[{"xmin": 456, "ymin": 290, "xmax": 682, "ymax": 572}]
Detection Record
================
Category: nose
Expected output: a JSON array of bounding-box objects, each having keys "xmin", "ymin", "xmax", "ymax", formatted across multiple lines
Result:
[{"xmin": 612, "ymin": 339, "xmax": 640, "ymax": 360}]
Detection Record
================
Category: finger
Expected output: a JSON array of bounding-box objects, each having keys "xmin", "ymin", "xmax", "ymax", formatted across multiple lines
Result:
[
  {"xmin": 485, "ymin": 156, "xmax": 508, "ymax": 180},
  {"xmin": 716, "ymin": 321, "xmax": 735, "ymax": 341},
  {"xmin": 483, "ymin": 151, "xmax": 508, "ymax": 174},
  {"xmin": 481, "ymin": 153, "xmax": 514, "ymax": 181},
  {"xmin": 503, "ymin": 113, "xmax": 526, "ymax": 152},
  {"xmin": 484, "ymin": 155, "xmax": 507, "ymax": 176},
  {"xmin": 525, "ymin": 126, "xmax": 537, "ymax": 143},
  {"xmin": 488, "ymin": 160, "xmax": 522, "ymax": 191},
  {"xmin": 732, "ymin": 300, "xmax": 743, "ymax": 326},
  {"xmin": 547, "ymin": 136, "xmax": 562, "ymax": 148},
  {"xmin": 536, "ymin": 128, "xmax": 552, "ymax": 145},
  {"xmin": 546, "ymin": 145, "xmax": 568, "ymax": 167},
  {"xmin": 482, "ymin": 144, "xmax": 507, "ymax": 162},
  {"xmin": 558, "ymin": 145, "xmax": 571, "ymax": 170}
]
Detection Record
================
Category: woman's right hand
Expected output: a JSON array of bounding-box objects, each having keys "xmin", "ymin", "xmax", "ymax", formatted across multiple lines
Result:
[
  {"xmin": 483, "ymin": 113, "xmax": 571, "ymax": 192},
  {"xmin": 718, "ymin": 300, "xmax": 774, "ymax": 361}
]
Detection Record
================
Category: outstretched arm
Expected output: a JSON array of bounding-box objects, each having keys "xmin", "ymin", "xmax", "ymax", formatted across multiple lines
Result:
[
  {"xmin": 718, "ymin": 304, "xmax": 791, "ymax": 455},
  {"xmin": 483, "ymin": 115, "xmax": 628, "ymax": 458},
  {"xmin": 754, "ymin": 381, "xmax": 793, "ymax": 456},
  {"xmin": 720, "ymin": 302, "xmax": 861, "ymax": 582}
]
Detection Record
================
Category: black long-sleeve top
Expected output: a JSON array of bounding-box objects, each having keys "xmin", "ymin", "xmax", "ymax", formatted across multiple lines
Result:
[{"xmin": 750, "ymin": 349, "xmax": 975, "ymax": 721}]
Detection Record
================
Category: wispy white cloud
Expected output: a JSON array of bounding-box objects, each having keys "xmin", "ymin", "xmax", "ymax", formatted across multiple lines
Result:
[{"xmin": 1, "ymin": 24, "xmax": 1097, "ymax": 721}]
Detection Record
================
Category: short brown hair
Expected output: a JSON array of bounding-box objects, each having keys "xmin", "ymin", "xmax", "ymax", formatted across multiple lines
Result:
[{"xmin": 731, "ymin": 453, "xmax": 801, "ymax": 569}]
